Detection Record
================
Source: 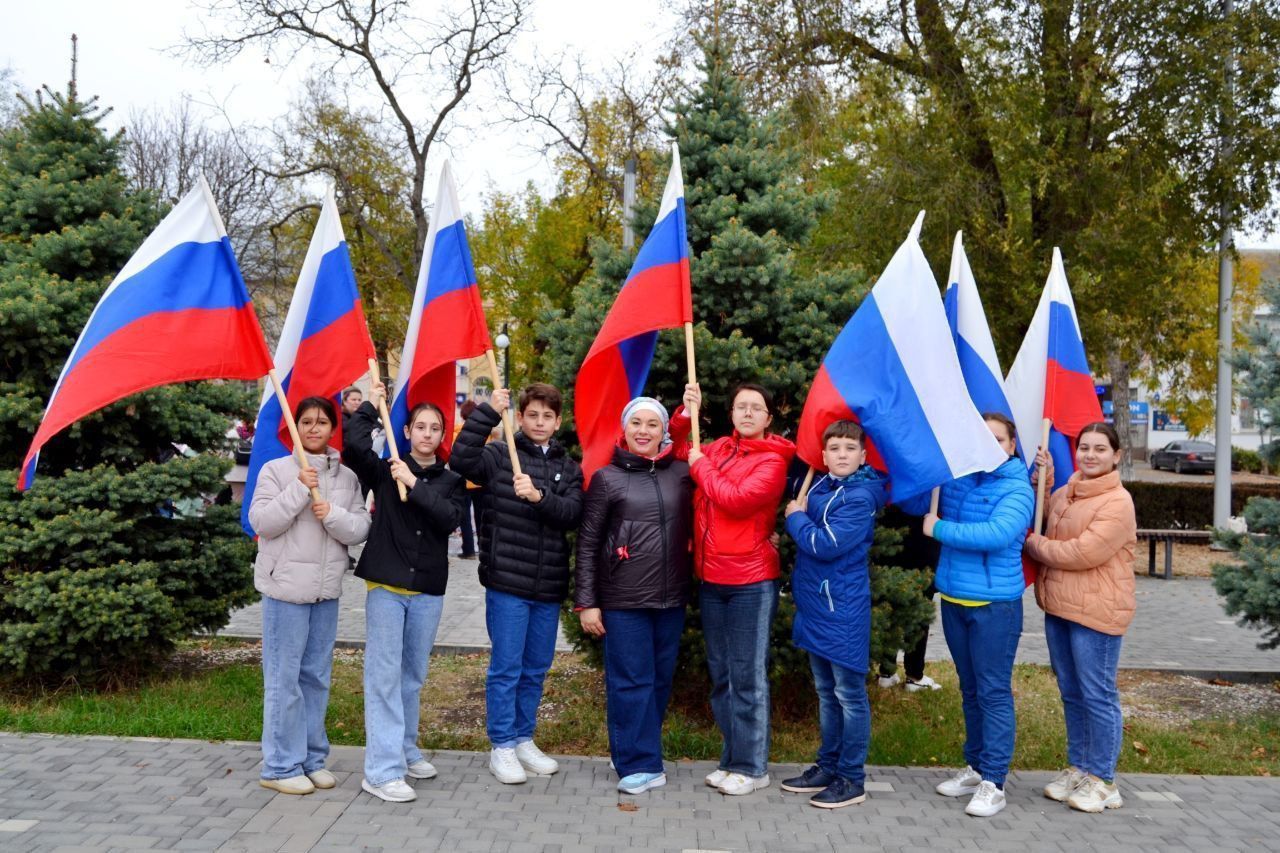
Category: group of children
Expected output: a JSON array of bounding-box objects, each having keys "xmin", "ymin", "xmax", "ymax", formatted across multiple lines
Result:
[{"xmin": 249, "ymin": 376, "xmax": 1137, "ymax": 816}]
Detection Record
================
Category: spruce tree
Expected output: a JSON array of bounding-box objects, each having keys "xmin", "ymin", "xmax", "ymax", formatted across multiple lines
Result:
[
  {"xmin": 0, "ymin": 83, "xmax": 257, "ymax": 679},
  {"xmin": 1214, "ymin": 280, "xmax": 1280, "ymax": 649},
  {"xmin": 547, "ymin": 41, "xmax": 934, "ymax": 679}
]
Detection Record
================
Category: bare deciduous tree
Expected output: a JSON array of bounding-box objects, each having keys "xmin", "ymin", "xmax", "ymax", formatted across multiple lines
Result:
[{"xmin": 183, "ymin": 0, "xmax": 529, "ymax": 287}]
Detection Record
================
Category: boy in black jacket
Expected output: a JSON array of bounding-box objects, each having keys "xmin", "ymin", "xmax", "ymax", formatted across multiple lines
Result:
[{"xmin": 450, "ymin": 383, "xmax": 584, "ymax": 784}]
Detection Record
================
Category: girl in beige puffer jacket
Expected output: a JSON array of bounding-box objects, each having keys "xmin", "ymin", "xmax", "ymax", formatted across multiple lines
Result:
[
  {"xmin": 1024, "ymin": 422, "xmax": 1135, "ymax": 816},
  {"xmin": 249, "ymin": 397, "xmax": 370, "ymax": 796}
]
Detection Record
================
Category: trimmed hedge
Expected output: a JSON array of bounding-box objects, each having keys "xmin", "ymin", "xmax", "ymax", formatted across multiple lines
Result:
[
  {"xmin": 1126, "ymin": 480, "xmax": 1280, "ymax": 529},
  {"xmin": 1232, "ymin": 447, "xmax": 1264, "ymax": 473}
]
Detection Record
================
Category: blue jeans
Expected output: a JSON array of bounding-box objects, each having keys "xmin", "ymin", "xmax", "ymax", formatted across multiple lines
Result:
[
  {"xmin": 941, "ymin": 599, "xmax": 1022, "ymax": 787},
  {"xmin": 602, "ymin": 607, "xmax": 686, "ymax": 777},
  {"xmin": 808, "ymin": 653, "xmax": 870, "ymax": 785},
  {"xmin": 485, "ymin": 588, "xmax": 560, "ymax": 748},
  {"xmin": 700, "ymin": 579, "xmax": 778, "ymax": 777},
  {"xmin": 1044, "ymin": 612, "xmax": 1125, "ymax": 781},
  {"xmin": 261, "ymin": 596, "xmax": 339, "ymax": 780},
  {"xmin": 363, "ymin": 586, "xmax": 445, "ymax": 785}
]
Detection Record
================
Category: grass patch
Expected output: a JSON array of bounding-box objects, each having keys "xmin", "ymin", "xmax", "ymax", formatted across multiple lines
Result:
[{"xmin": 2, "ymin": 640, "xmax": 1277, "ymax": 777}]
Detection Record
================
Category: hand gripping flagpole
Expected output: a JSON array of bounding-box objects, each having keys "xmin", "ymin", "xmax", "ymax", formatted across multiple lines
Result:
[
  {"xmin": 484, "ymin": 349, "xmax": 524, "ymax": 478},
  {"xmin": 368, "ymin": 358, "xmax": 408, "ymax": 503},
  {"xmin": 266, "ymin": 369, "xmax": 322, "ymax": 503},
  {"xmin": 1033, "ymin": 417, "xmax": 1052, "ymax": 533}
]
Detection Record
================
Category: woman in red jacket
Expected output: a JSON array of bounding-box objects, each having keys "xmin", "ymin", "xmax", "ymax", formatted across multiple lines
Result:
[{"xmin": 673, "ymin": 382, "xmax": 796, "ymax": 797}]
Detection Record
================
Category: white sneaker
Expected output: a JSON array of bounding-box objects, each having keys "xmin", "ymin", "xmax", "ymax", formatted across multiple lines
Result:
[
  {"xmin": 406, "ymin": 759, "xmax": 437, "ymax": 780},
  {"xmin": 361, "ymin": 777, "xmax": 416, "ymax": 802},
  {"xmin": 718, "ymin": 772, "xmax": 770, "ymax": 796},
  {"xmin": 705, "ymin": 769, "xmax": 729, "ymax": 788},
  {"xmin": 490, "ymin": 747, "xmax": 528, "ymax": 784},
  {"xmin": 1043, "ymin": 766, "xmax": 1087, "ymax": 802},
  {"xmin": 877, "ymin": 672, "xmax": 901, "ymax": 688},
  {"xmin": 936, "ymin": 765, "xmax": 982, "ymax": 797},
  {"xmin": 259, "ymin": 775, "xmax": 315, "ymax": 795},
  {"xmin": 905, "ymin": 675, "xmax": 942, "ymax": 692},
  {"xmin": 1067, "ymin": 775, "xmax": 1123, "ymax": 813},
  {"xmin": 964, "ymin": 780, "xmax": 1006, "ymax": 817},
  {"xmin": 305, "ymin": 769, "xmax": 337, "ymax": 789},
  {"xmin": 515, "ymin": 741, "xmax": 559, "ymax": 776}
]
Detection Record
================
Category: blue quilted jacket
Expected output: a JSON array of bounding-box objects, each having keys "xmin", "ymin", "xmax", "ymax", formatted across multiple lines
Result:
[
  {"xmin": 786, "ymin": 467, "xmax": 888, "ymax": 673},
  {"xmin": 900, "ymin": 456, "xmax": 1034, "ymax": 602}
]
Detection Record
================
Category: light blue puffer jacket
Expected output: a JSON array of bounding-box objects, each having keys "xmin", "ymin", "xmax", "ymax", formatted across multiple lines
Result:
[{"xmin": 900, "ymin": 456, "xmax": 1034, "ymax": 602}]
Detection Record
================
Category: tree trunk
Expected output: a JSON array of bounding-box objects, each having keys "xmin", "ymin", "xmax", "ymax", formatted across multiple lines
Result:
[{"xmin": 1108, "ymin": 350, "xmax": 1135, "ymax": 480}]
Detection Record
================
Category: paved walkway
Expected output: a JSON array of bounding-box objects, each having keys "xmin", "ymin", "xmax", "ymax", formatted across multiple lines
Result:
[
  {"xmin": 1, "ymin": 732, "xmax": 1277, "ymax": 852},
  {"xmin": 223, "ymin": 551, "xmax": 1277, "ymax": 676}
]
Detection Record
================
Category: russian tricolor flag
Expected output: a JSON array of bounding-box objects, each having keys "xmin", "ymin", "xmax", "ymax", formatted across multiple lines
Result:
[
  {"xmin": 388, "ymin": 162, "xmax": 492, "ymax": 459},
  {"xmin": 1004, "ymin": 248, "xmax": 1104, "ymax": 488},
  {"xmin": 575, "ymin": 143, "xmax": 693, "ymax": 482},
  {"xmin": 795, "ymin": 213, "xmax": 1007, "ymax": 500},
  {"xmin": 944, "ymin": 231, "xmax": 1016, "ymax": 439},
  {"xmin": 241, "ymin": 190, "xmax": 375, "ymax": 535},
  {"xmin": 18, "ymin": 179, "xmax": 274, "ymax": 491}
]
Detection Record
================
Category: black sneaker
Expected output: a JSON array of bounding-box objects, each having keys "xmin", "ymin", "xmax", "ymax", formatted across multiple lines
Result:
[
  {"xmin": 809, "ymin": 777, "xmax": 867, "ymax": 809},
  {"xmin": 781, "ymin": 765, "xmax": 835, "ymax": 793}
]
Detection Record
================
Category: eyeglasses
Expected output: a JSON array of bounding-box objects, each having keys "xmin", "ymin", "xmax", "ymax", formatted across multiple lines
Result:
[{"xmin": 733, "ymin": 404, "xmax": 769, "ymax": 415}]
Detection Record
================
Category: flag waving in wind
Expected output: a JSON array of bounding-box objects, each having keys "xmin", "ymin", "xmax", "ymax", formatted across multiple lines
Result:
[
  {"xmin": 388, "ymin": 162, "xmax": 491, "ymax": 459},
  {"xmin": 575, "ymin": 143, "xmax": 693, "ymax": 482},
  {"xmin": 1004, "ymin": 248, "xmax": 1104, "ymax": 486},
  {"xmin": 795, "ymin": 213, "xmax": 1007, "ymax": 501},
  {"xmin": 241, "ymin": 189, "xmax": 376, "ymax": 535},
  {"xmin": 18, "ymin": 178, "xmax": 274, "ymax": 491},
  {"xmin": 944, "ymin": 232, "xmax": 1016, "ymax": 444}
]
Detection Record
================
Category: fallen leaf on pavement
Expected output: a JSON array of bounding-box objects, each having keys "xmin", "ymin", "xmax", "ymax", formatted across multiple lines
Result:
[{"xmin": 617, "ymin": 802, "xmax": 639, "ymax": 812}]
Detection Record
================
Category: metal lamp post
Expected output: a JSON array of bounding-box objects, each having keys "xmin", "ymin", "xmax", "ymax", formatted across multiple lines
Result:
[{"xmin": 494, "ymin": 323, "xmax": 511, "ymax": 390}]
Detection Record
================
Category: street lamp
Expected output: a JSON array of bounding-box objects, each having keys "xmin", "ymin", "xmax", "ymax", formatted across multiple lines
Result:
[{"xmin": 494, "ymin": 323, "xmax": 511, "ymax": 390}]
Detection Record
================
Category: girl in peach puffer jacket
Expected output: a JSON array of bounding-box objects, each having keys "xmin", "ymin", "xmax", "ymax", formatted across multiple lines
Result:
[{"xmin": 1023, "ymin": 422, "xmax": 1136, "ymax": 815}]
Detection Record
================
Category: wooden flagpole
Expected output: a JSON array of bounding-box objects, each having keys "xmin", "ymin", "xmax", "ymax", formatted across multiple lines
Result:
[
  {"xmin": 797, "ymin": 466, "xmax": 815, "ymax": 501},
  {"xmin": 368, "ymin": 358, "xmax": 408, "ymax": 502},
  {"xmin": 684, "ymin": 322, "xmax": 701, "ymax": 448},
  {"xmin": 1033, "ymin": 417, "xmax": 1052, "ymax": 533},
  {"xmin": 266, "ymin": 369, "xmax": 322, "ymax": 503},
  {"xmin": 484, "ymin": 349, "xmax": 523, "ymax": 478},
  {"xmin": 929, "ymin": 487, "xmax": 941, "ymax": 517}
]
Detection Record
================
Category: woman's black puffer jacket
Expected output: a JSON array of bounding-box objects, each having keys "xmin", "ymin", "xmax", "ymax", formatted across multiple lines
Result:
[{"xmin": 574, "ymin": 442, "xmax": 693, "ymax": 611}]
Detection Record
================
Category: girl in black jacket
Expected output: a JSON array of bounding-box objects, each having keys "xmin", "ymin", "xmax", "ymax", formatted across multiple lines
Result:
[
  {"xmin": 344, "ymin": 382, "xmax": 463, "ymax": 804},
  {"xmin": 575, "ymin": 397, "xmax": 693, "ymax": 795}
]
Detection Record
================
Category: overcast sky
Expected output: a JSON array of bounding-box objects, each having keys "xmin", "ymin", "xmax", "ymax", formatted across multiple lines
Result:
[
  {"xmin": 3, "ymin": 0, "xmax": 674, "ymax": 210},
  {"xmin": 5, "ymin": 0, "xmax": 1276, "ymax": 249}
]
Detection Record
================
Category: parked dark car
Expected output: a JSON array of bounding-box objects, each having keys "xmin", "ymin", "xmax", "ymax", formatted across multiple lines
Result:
[{"xmin": 1150, "ymin": 440, "xmax": 1216, "ymax": 474}]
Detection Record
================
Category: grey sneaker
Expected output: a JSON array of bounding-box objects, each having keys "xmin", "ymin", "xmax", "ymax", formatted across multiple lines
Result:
[
  {"xmin": 361, "ymin": 778, "xmax": 416, "ymax": 802},
  {"xmin": 1067, "ymin": 776, "xmax": 1123, "ymax": 812},
  {"xmin": 1043, "ymin": 766, "xmax": 1087, "ymax": 802}
]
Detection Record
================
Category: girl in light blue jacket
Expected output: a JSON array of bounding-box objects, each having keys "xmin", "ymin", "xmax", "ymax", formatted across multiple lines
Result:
[{"xmin": 900, "ymin": 413, "xmax": 1036, "ymax": 819}]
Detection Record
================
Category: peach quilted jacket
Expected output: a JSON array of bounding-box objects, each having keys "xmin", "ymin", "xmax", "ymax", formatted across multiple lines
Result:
[{"xmin": 1024, "ymin": 470, "xmax": 1137, "ymax": 636}]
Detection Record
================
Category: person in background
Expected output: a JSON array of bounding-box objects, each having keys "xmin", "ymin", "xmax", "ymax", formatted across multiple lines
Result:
[
  {"xmin": 1024, "ymin": 422, "xmax": 1136, "ymax": 814},
  {"xmin": 453, "ymin": 400, "xmax": 480, "ymax": 559},
  {"xmin": 250, "ymin": 396, "xmax": 370, "ymax": 795},
  {"xmin": 875, "ymin": 505, "xmax": 942, "ymax": 692}
]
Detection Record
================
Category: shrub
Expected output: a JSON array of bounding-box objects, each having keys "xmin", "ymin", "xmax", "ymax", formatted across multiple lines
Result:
[
  {"xmin": 1213, "ymin": 497, "xmax": 1280, "ymax": 649},
  {"xmin": 1232, "ymin": 447, "xmax": 1264, "ymax": 473},
  {"xmin": 1124, "ymin": 480, "xmax": 1280, "ymax": 529}
]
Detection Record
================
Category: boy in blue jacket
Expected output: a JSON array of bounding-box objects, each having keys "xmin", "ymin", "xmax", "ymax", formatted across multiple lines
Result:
[{"xmin": 781, "ymin": 420, "xmax": 888, "ymax": 809}]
